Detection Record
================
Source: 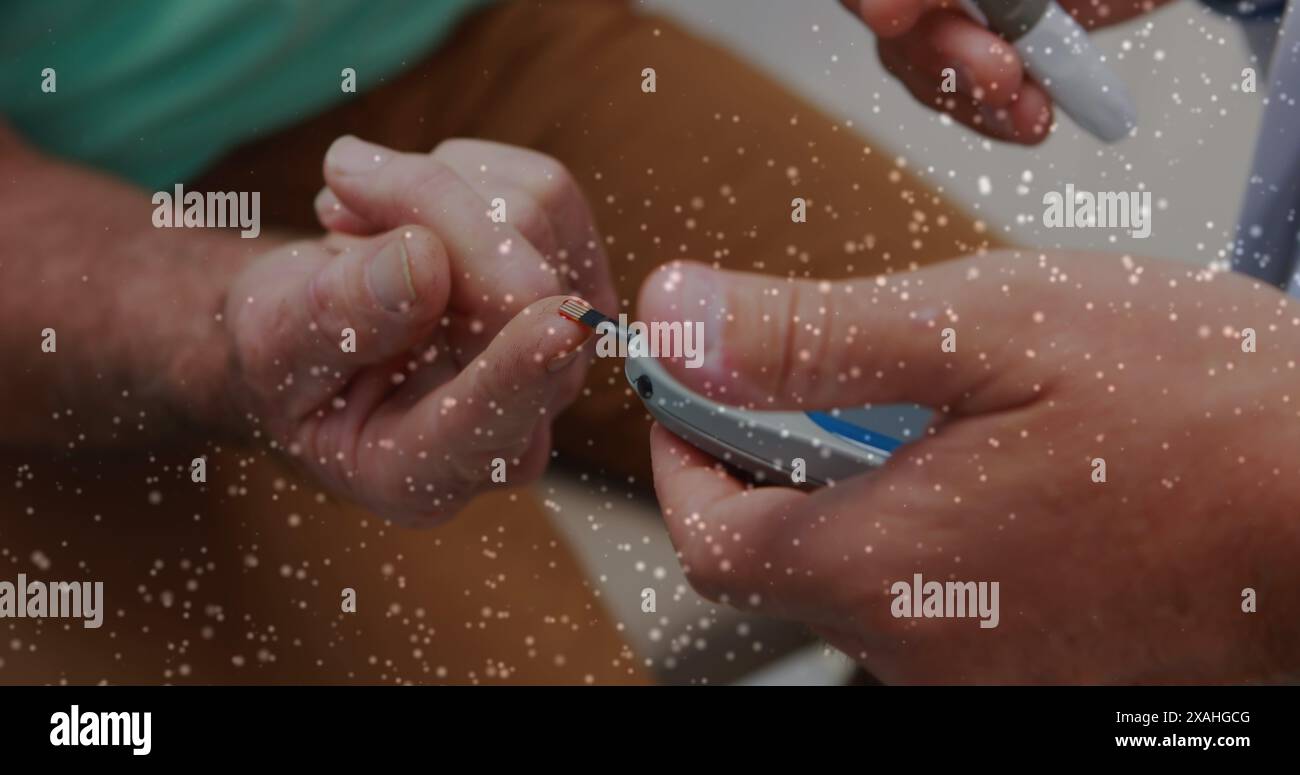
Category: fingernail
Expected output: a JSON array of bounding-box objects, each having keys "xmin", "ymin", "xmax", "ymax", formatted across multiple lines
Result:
[
  {"xmin": 327, "ymin": 135, "xmax": 387, "ymax": 175},
  {"xmin": 546, "ymin": 348, "xmax": 584, "ymax": 373},
  {"xmin": 367, "ymin": 238, "xmax": 416, "ymax": 312}
]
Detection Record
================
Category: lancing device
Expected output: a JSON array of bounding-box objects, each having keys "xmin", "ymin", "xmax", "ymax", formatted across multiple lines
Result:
[
  {"xmin": 965, "ymin": 0, "xmax": 1137, "ymax": 143},
  {"xmin": 559, "ymin": 298, "xmax": 932, "ymax": 489}
]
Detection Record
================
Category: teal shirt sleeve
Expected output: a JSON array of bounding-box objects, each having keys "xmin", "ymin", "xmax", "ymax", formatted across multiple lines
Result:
[{"xmin": 0, "ymin": 0, "xmax": 489, "ymax": 189}]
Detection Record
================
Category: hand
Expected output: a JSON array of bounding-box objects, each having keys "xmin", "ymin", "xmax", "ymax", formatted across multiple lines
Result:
[
  {"xmin": 640, "ymin": 253, "xmax": 1300, "ymax": 682},
  {"xmin": 220, "ymin": 137, "xmax": 615, "ymax": 526},
  {"xmin": 840, "ymin": 0, "xmax": 1172, "ymax": 143}
]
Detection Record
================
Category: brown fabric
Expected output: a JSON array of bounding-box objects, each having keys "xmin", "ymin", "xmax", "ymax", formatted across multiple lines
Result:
[
  {"xmin": 193, "ymin": 0, "xmax": 1002, "ymax": 486},
  {"xmin": 0, "ymin": 444, "xmax": 645, "ymax": 685}
]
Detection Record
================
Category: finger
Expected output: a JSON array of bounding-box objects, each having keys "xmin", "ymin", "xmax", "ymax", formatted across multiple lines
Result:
[
  {"xmin": 888, "ymin": 10, "xmax": 1024, "ymax": 108},
  {"xmin": 429, "ymin": 142, "xmax": 561, "ymax": 259},
  {"xmin": 238, "ymin": 228, "xmax": 450, "ymax": 418},
  {"xmin": 637, "ymin": 256, "xmax": 1052, "ymax": 417},
  {"xmin": 841, "ymin": 0, "xmax": 949, "ymax": 39},
  {"xmin": 431, "ymin": 139, "xmax": 618, "ymax": 317},
  {"xmin": 378, "ymin": 295, "xmax": 595, "ymax": 496},
  {"xmin": 879, "ymin": 41, "xmax": 1013, "ymax": 141},
  {"xmin": 321, "ymin": 135, "xmax": 568, "ymax": 333},
  {"xmin": 983, "ymin": 78, "xmax": 1053, "ymax": 144},
  {"xmin": 456, "ymin": 180, "xmax": 563, "ymax": 262},
  {"xmin": 321, "ymin": 164, "xmax": 565, "ymax": 260},
  {"xmin": 650, "ymin": 424, "xmax": 802, "ymax": 601},
  {"xmin": 315, "ymin": 187, "xmax": 380, "ymax": 235},
  {"xmin": 650, "ymin": 424, "xmax": 880, "ymax": 623},
  {"xmin": 352, "ymin": 411, "xmax": 556, "ymax": 528},
  {"xmin": 316, "ymin": 137, "xmax": 617, "ymax": 318},
  {"xmin": 878, "ymin": 25, "xmax": 1052, "ymax": 144},
  {"xmin": 649, "ymin": 422, "xmax": 775, "ymax": 525}
]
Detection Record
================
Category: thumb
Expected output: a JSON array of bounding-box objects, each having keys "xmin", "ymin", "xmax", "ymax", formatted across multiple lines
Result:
[
  {"xmin": 636, "ymin": 257, "xmax": 1053, "ymax": 416},
  {"xmin": 232, "ymin": 227, "xmax": 450, "ymax": 416}
]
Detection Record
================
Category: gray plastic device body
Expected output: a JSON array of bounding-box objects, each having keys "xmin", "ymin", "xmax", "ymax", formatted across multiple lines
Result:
[{"xmin": 625, "ymin": 351, "xmax": 931, "ymax": 489}]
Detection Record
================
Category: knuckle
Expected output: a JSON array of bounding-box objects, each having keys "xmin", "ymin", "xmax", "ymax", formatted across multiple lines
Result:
[
  {"xmin": 508, "ymin": 196, "xmax": 558, "ymax": 255},
  {"xmin": 757, "ymin": 280, "xmax": 843, "ymax": 403},
  {"xmin": 230, "ymin": 330, "xmax": 279, "ymax": 402},
  {"xmin": 525, "ymin": 153, "xmax": 579, "ymax": 206},
  {"xmin": 796, "ymin": 282, "xmax": 840, "ymax": 394},
  {"xmin": 403, "ymin": 158, "xmax": 462, "ymax": 213},
  {"xmin": 770, "ymin": 283, "xmax": 805, "ymax": 400}
]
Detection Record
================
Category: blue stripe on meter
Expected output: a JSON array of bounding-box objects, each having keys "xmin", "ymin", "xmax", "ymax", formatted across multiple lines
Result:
[{"xmin": 806, "ymin": 411, "xmax": 904, "ymax": 453}]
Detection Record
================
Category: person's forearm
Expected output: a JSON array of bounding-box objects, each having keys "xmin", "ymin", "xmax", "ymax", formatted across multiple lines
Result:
[{"xmin": 0, "ymin": 125, "xmax": 265, "ymax": 448}]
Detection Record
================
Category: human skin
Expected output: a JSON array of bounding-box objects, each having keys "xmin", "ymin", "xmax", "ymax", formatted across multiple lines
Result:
[
  {"xmin": 640, "ymin": 252, "xmax": 1300, "ymax": 682},
  {"xmin": 0, "ymin": 128, "xmax": 614, "ymax": 525},
  {"xmin": 840, "ymin": 0, "xmax": 1178, "ymax": 143}
]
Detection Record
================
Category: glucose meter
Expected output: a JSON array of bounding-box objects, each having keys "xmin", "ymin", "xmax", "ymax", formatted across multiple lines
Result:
[
  {"xmin": 624, "ymin": 345, "xmax": 932, "ymax": 490},
  {"xmin": 556, "ymin": 297, "xmax": 931, "ymax": 489}
]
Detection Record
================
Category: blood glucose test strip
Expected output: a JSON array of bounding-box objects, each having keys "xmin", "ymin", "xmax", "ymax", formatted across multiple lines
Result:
[{"xmin": 558, "ymin": 297, "xmax": 610, "ymax": 330}]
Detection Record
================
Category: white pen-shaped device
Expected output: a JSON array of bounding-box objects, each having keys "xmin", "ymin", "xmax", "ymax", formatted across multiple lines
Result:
[{"xmin": 966, "ymin": 0, "xmax": 1137, "ymax": 142}]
